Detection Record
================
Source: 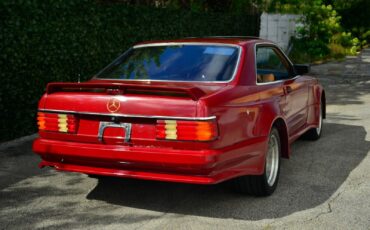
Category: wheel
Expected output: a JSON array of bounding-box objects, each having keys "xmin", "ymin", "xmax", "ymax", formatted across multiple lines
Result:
[
  {"xmin": 233, "ymin": 127, "xmax": 281, "ymax": 196},
  {"xmin": 304, "ymin": 102, "xmax": 323, "ymax": 140}
]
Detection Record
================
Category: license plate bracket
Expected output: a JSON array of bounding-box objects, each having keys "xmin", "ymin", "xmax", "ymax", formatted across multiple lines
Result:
[{"xmin": 98, "ymin": 122, "xmax": 132, "ymax": 143}]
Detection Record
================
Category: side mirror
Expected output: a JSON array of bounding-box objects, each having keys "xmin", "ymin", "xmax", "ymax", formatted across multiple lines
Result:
[{"xmin": 294, "ymin": 64, "xmax": 310, "ymax": 75}]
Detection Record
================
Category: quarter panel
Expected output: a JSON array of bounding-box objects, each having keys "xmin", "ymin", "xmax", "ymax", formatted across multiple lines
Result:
[{"xmin": 254, "ymin": 84, "xmax": 286, "ymax": 137}]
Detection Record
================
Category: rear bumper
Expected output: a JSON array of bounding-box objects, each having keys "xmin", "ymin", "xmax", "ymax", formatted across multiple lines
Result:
[{"xmin": 33, "ymin": 137, "xmax": 267, "ymax": 184}]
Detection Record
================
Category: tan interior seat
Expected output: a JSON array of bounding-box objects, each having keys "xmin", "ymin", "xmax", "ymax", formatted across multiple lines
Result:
[
  {"xmin": 257, "ymin": 73, "xmax": 275, "ymax": 83},
  {"xmin": 262, "ymin": 73, "xmax": 275, "ymax": 82}
]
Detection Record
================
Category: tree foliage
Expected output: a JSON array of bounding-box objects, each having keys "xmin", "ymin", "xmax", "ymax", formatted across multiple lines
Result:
[
  {"xmin": 268, "ymin": 0, "xmax": 362, "ymax": 62},
  {"xmin": 332, "ymin": 0, "xmax": 370, "ymax": 45}
]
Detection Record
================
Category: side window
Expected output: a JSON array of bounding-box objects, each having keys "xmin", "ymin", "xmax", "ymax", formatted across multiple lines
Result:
[{"xmin": 256, "ymin": 46, "xmax": 291, "ymax": 83}]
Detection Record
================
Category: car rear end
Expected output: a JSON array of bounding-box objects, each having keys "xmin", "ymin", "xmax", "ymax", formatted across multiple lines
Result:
[{"xmin": 33, "ymin": 41, "xmax": 245, "ymax": 184}]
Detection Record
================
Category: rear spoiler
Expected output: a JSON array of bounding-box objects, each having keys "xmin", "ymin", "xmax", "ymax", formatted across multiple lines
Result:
[{"xmin": 46, "ymin": 82, "xmax": 206, "ymax": 101}]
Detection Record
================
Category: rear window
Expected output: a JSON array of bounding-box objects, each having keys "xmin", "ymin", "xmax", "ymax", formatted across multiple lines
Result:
[{"xmin": 96, "ymin": 44, "xmax": 240, "ymax": 82}]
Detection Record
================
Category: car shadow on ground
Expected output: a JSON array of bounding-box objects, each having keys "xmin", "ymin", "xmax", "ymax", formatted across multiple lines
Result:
[{"xmin": 86, "ymin": 122, "xmax": 370, "ymax": 220}]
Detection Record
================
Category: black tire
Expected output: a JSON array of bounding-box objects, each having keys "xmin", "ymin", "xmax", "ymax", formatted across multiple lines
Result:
[
  {"xmin": 88, "ymin": 174, "xmax": 104, "ymax": 179},
  {"xmin": 233, "ymin": 128, "xmax": 281, "ymax": 196},
  {"xmin": 304, "ymin": 102, "xmax": 323, "ymax": 141}
]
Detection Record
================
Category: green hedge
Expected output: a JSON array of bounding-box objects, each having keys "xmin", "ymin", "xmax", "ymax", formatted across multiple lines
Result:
[{"xmin": 0, "ymin": 0, "xmax": 260, "ymax": 141}]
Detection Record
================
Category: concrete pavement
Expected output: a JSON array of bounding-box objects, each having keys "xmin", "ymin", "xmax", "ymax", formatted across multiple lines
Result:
[{"xmin": 1, "ymin": 50, "xmax": 370, "ymax": 229}]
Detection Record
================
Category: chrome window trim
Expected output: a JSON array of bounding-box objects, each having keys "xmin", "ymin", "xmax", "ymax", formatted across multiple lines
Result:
[
  {"xmin": 38, "ymin": 109, "xmax": 217, "ymax": 121},
  {"xmin": 256, "ymin": 79, "xmax": 284, "ymax": 86},
  {"xmin": 256, "ymin": 75, "xmax": 301, "ymax": 86},
  {"xmin": 254, "ymin": 42, "xmax": 300, "ymax": 86},
  {"xmin": 95, "ymin": 42, "xmax": 242, "ymax": 83},
  {"xmin": 132, "ymin": 42, "xmax": 240, "ymax": 49}
]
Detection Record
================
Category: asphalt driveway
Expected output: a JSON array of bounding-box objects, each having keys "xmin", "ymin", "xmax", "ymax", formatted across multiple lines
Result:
[{"xmin": 1, "ymin": 50, "xmax": 370, "ymax": 229}]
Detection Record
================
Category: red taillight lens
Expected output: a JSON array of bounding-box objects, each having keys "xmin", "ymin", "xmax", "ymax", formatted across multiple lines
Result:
[
  {"xmin": 156, "ymin": 119, "xmax": 218, "ymax": 141},
  {"xmin": 37, "ymin": 112, "xmax": 78, "ymax": 133}
]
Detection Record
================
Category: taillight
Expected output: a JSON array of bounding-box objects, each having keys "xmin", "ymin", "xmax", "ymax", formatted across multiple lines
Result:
[
  {"xmin": 156, "ymin": 119, "xmax": 218, "ymax": 141},
  {"xmin": 37, "ymin": 112, "xmax": 78, "ymax": 133}
]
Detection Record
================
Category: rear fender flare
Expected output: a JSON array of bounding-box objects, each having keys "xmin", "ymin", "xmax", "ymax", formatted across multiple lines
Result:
[
  {"xmin": 270, "ymin": 117, "xmax": 290, "ymax": 159},
  {"xmin": 257, "ymin": 102, "xmax": 290, "ymax": 159}
]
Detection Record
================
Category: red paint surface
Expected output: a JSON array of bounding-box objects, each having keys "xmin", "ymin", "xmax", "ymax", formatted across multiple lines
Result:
[{"xmin": 33, "ymin": 37, "xmax": 325, "ymax": 184}]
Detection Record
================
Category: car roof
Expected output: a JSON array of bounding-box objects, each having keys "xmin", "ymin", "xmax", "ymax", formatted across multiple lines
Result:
[{"xmin": 134, "ymin": 36, "xmax": 272, "ymax": 47}]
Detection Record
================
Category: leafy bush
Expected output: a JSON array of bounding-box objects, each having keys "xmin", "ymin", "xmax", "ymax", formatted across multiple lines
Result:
[
  {"xmin": 335, "ymin": 0, "xmax": 370, "ymax": 47},
  {"xmin": 289, "ymin": 3, "xmax": 360, "ymax": 63},
  {"xmin": 289, "ymin": 37, "xmax": 330, "ymax": 63},
  {"xmin": 298, "ymin": 5, "xmax": 341, "ymax": 43},
  {"xmin": 330, "ymin": 32, "xmax": 360, "ymax": 56},
  {"xmin": 359, "ymin": 30, "xmax": 370, "ymax": 47},
  {"xmin": 0, "ymin": 0, "xmax": 259, "ymax": 141}
]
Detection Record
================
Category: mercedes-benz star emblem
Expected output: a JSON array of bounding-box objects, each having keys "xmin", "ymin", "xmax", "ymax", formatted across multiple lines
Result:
[{"xmin": 107, "ymin": 98, "xmax": 120, "ymax": 113}]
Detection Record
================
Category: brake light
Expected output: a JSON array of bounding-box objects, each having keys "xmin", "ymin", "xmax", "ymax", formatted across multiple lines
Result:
[
  {"xmin": 37, "ymin": 112, "xmax": 78, "ymax": 133},
  {"xmin": 156, "ymin": 119, "xmax": 218, "ymax": 141}
]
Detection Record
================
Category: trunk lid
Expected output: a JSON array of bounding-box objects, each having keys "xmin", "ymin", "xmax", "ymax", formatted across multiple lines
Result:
[{"xmin": 39, "ymin": 80, "xmax": 225, "ymax": 145}]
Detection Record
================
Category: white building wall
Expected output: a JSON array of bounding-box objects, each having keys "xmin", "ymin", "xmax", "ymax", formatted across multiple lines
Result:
[{"xmin": 259, "ymin": 13, "xmax": 303, "ymax": 51}]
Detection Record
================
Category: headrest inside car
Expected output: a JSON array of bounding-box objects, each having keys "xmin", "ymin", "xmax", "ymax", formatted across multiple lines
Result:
[
  {"xmin": 262, "ymin": 74, "xmax": 275, "ymax": 82},
  {"xmin": 257, "ymin": 73, "xmax": 275, "ymax": 83}
]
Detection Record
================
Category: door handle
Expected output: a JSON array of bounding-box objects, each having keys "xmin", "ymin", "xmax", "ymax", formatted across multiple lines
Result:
[{"xmin": 285, "ymin": 86, "xmax": 293, "ymax": 94}]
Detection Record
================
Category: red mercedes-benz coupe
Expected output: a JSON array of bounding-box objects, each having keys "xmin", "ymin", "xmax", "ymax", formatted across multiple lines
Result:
[{"xmin": 33, "ymin": 37, "xmax": 325, "ymax": 196}]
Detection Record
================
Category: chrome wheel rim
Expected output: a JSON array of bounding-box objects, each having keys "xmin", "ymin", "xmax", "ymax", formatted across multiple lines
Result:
[
  {"xmin": 316, "ymin": 104, "xmax": 322, "ymax": 135},
  {"xmin": 266, "ymin": 134, "xmax": 279, "ymax": 186}
]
